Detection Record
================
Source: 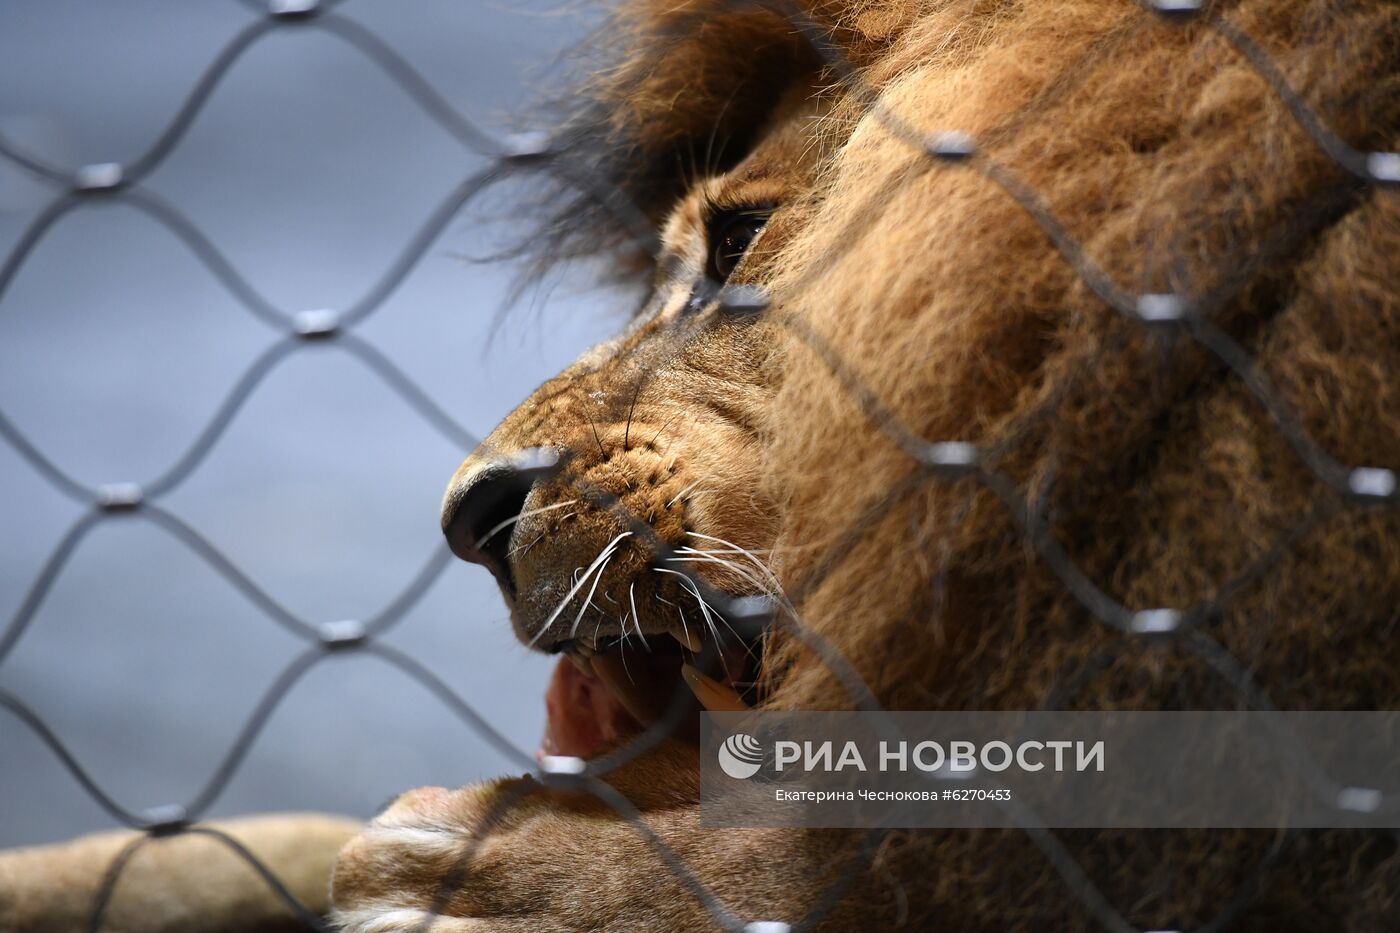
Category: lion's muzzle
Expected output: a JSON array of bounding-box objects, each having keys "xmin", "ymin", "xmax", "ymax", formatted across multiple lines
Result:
[{"xmin": 441, "ymin": 446, "xmax": 565, "ymax": 599}]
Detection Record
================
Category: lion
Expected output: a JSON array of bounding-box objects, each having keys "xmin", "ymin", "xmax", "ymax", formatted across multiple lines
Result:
[
  {"xmin": 6, "ymin": 0, "xmax": 1397, "ymax": 930},
  {"xmin": 326, "ymin": 0, "xmax": 1400, "ymax": 929}
]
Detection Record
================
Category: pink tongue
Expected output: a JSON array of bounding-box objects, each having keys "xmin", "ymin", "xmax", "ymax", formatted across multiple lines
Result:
[{"xmin": 540, "ymin": 656, "xmax": 640, "ymax": 760}]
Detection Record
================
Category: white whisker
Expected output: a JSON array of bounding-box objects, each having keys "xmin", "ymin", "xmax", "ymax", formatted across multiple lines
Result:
[
  {"xmin": 675, "ymin": 605, "xmax": 692, "ymax": 646},
  {"xmin": 656, "ymin": 567, "xmax": 721, "ymax": 638},
  {"xmin": 653, "ymin": 570, "xmax": 697, "ymax": 648},
  {"xmin": 666, "ymin": 553, "xmax": 770, "ymax": 594},
  {"xmin": 528, "ymin": 531, "xmax": 632, "ymax": 647},
  {"xmin": 509, "ymin": 528, "xmax": 552, "ymax": 561},
  {"xmin": 666, "ymin": 480, "xmax": 705, "ymax": 508},
  {"xmin": 675, "ymin": 547, "xmax": 771, "ymax": 556},
  {"xmin": 628, "ymin": 581, "xmax": 648, "ymax": 648},
  {"xmin": 571, "ymin": 550, "xmax": 617, "ymax": 638},
  {"xmin": 684, "ymin": 532, "xmax": 779, "ymax": 587},
  {"xmin": 619, "ymin": 636, "xmax": 633, "ymax": 682},
  {"xmin": 476, "ymin": 499, "xmax": 579, "ymax": 547},
  {"xmin": 655, "ymin": 566, "xmax": 758, "ymax": 663}
]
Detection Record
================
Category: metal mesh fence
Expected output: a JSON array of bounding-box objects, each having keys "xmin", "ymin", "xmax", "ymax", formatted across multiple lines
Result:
[{"xmin": 1, "ymin": 0, "xmax": 1397, "ymax": 931}]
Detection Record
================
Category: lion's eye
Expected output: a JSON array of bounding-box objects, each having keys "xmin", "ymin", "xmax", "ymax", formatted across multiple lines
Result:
[{"xmin": 706, "ymin": 209, "xmax": 773, "ymax": 282}]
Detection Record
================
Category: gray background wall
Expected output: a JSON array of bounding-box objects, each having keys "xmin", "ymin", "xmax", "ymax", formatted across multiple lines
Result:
[{"xmin": 0, "ymin": 0, "xmax": 618, "ymax": 846}]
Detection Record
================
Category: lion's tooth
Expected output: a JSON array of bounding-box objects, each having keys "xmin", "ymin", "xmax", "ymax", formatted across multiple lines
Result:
[
  {"xmin": 672, "ymin": 628, "xmax": 703, "ymax": 653},
  {"xmin": 569, "ymin": 653, "xmax": 595, "ymax": 678},
  {"xmin": 680, "ymin": 663, "xmax": 749, "ymax": 711}
]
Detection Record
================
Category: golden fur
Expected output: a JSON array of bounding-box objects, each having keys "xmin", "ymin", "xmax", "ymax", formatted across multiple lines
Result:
[
  {"xmin": 331, "ymin": 0, "xmax": 1400, "ymax": 930},
  {"xmin": 0, "ymin": 814, "xmax": 357, "ymax": 932},
  {"xmin": 14, "ymin": 1, "xmax": 1393, "ymax": 930}
]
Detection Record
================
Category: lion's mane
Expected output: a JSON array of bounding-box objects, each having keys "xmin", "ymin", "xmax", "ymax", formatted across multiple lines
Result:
[{"xmin": 541, "ymin": 0, "xmax": 1400, "ymax": 927}]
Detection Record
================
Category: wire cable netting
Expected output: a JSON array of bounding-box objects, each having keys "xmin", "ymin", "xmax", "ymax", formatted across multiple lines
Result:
[{"xmin": 2, "ymin": 0, "xmax": 1398, "ymax": 931}]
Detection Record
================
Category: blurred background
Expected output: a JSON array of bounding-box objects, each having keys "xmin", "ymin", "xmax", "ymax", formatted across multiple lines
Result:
[{"xmin": 0, "ymin": 0, "xmax": 619, "ymax": 846}]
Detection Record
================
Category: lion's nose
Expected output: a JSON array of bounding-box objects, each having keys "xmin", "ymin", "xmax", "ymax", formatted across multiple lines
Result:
[{"xmin": 441, "ymin": 448, "xmax": 563, "ymax": 587}]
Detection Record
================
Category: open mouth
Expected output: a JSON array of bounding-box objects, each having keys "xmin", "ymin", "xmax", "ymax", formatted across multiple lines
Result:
[
  {"xmin": 441, "ymin": 448, "xmax": 767, "ymax": 762},
  {"xmin": 538, "ymin": 627, "xmax": 757, "ymax": 761}
]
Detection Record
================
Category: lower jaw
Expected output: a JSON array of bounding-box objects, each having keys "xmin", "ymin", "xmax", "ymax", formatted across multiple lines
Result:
[
  {"xmin": 538, "ymin": 640, "xmax": 752, "ymax": 761},
  {"xmin": 540, "ymin": 655, "xmax": 679, "ymax": 758}
]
